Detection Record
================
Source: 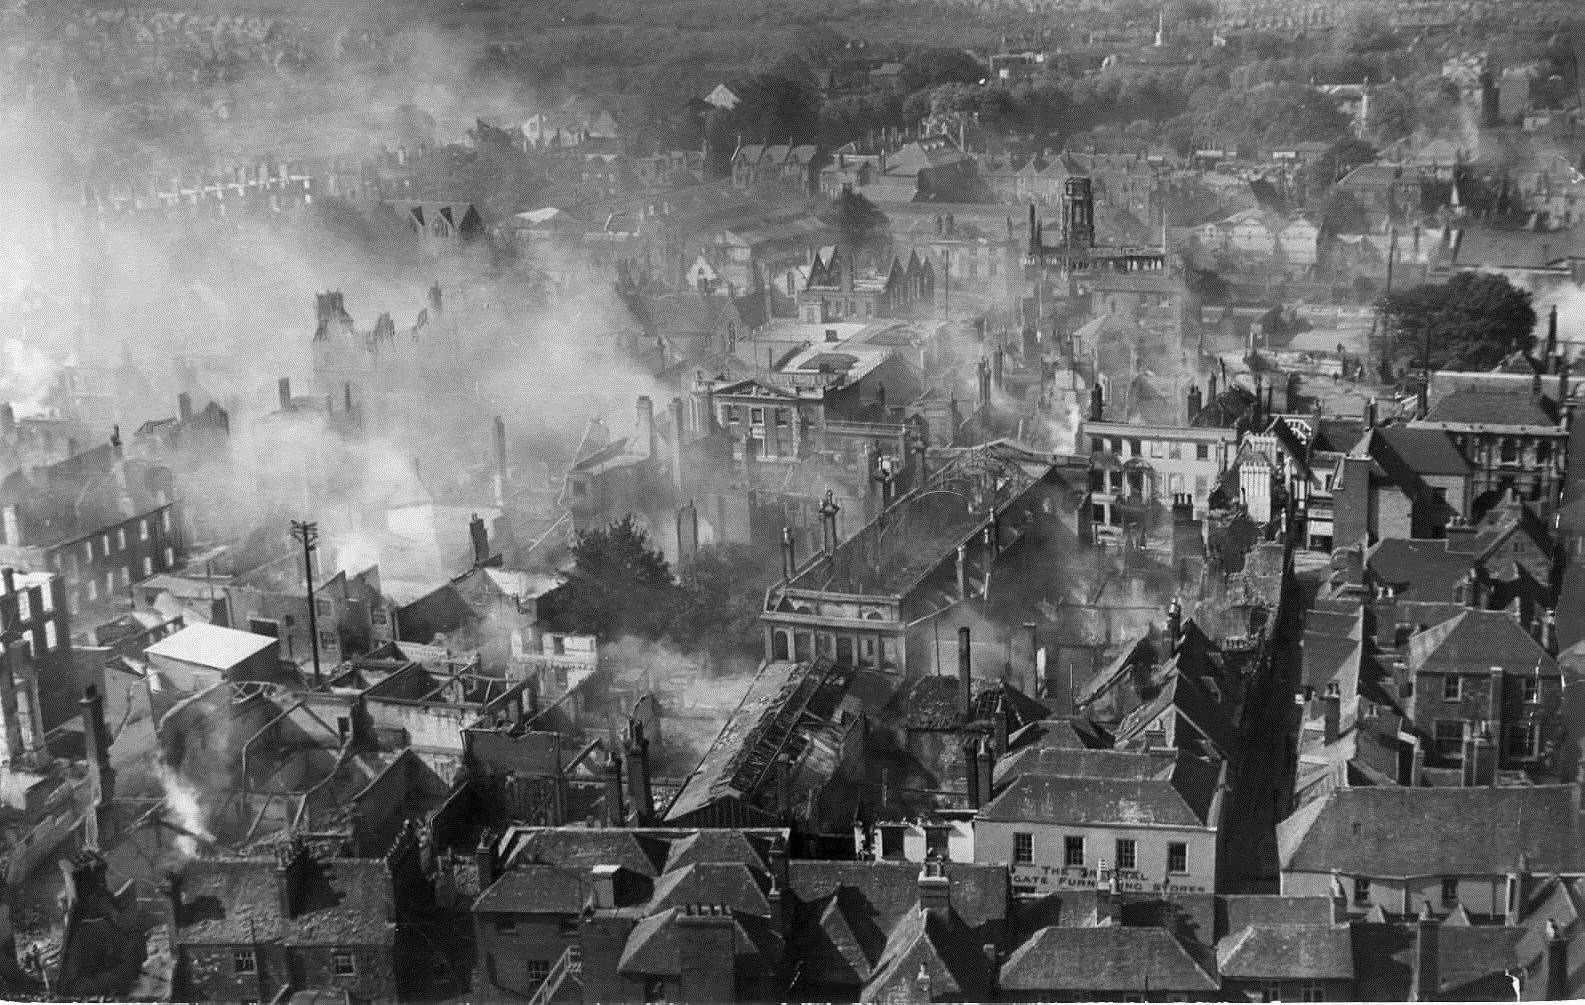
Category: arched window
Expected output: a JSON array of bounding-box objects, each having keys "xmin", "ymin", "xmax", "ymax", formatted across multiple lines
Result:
[{"xmin": 772, "ymin": 630, "xmax": 791, "ymax": 662}]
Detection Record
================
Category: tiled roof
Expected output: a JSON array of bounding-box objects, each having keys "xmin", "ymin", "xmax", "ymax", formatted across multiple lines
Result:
[
  {"xmin": 617, "ymin": 907, "xmax": 780, "ymax": 977},
  {"xmin": 999, "ymin": 926, "xmax": 1220, "ymax": 992},
  {"xmin": 1367, "ymin": 538, "xmax": 1472, "ymax": 600},
  {"xmin": 474, "ymin": 863, "xmax": 588, "ymax": 914},
  {"xmin": 1277, "ymin": 785, "xmax": 1585, "ymax": 876},
  {"xmin": 506, "ymin": 828, "xmax": 671, "ymax": 877},
  {"xmin": 1404, "ymin": 609, "xmax": 1556, "ymax": 676},
  {"xmin": 787, "ymin": 860, "xmax": 1007, "ymax": 933},
  {"xmin": 647, "ymin": 862, "xmax": 772, "ymax": 916},
  {"xmin": 860, "ymin": 904, "xmax": 992, "ymax": 1001}
]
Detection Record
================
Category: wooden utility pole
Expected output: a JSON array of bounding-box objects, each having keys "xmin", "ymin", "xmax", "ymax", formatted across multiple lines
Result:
[{"xmin": 290, "ymin": 520, "xmax": 322, "ymax": 687}]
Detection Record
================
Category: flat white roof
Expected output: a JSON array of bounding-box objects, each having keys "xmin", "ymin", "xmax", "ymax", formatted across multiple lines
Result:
[{"xmin": 144, "ymin": 623, "xmax": 276, "ymax": 670}]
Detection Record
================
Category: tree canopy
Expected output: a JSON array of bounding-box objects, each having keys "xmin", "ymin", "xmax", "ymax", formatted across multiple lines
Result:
[
  {"xmin": 821, "ymin": 189, "xmax": 892, "ymax": 255},
  {"xmin": 1378, "ymin": 272, "xmax": 1537, "ymax": 372},
  {"xmin": 555, "ymin": 516, "xmax": 679, "ymax": 640}
]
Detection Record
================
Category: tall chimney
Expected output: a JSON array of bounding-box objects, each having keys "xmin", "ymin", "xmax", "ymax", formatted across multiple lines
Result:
[
  {"xmin": 274, "ymin": 837, "xmax": 309, "ymax": 918},
  {"xmin": 81, "ymin": 685, "xmax": 115, "ymax": 806},
  {"xmin": 780, "ymin": 527, "xmax": 796, "ymax": 581},
  {"xmin": 637, "ymin": 396, "xmax": 657, "ymax": 459},
  {"xmin": 492, "ymin": 416, "xmax": 508, "ymax": 507},
  {"xmin": 1166, "ymin": 597, "xmax": 1182, "ymax": 657},
  {"xmin": 669, "ymin": 397, "xmax": 687, "ymax": 495},
  {"xmin": 1546, "ymin": 304, "xmax": 1559, "ymax": 363},
  {"xmin": 1408, "ymin": 901, "xmax": 1440, "ymax": 1002},
  {"xmin": 0, "ymin": 647, "xmax": 21, "ymax": 763},
  {"xmin": 918, "ymin": 859, "xmax": 951, "ymax": 913},
  {"xmin": 1546, "ymin": 919, "xmax": 1569, "ymax": 1001},
  {"xmin": 963, "ymin": 737, "xmax": 981, "ymax": 808},
  {"xmin": 475, "ymin": 831, "xmax": 497, "ymax": 889},
  {"xmin": 603, "ymin": 748, "xmax": 625, "ymax": 827},
  {"xmin": 1088, "ymin": 383, "xmax": 1104, "ymax": 421},
  {"xmin": 343, "ymin": 381, "xmax": 354, "ymax": 413},
  {"xmin": 277, "ymin": 377, "xmax": 291, "ymax": 411},
  {"xmin": 625, "ymin": 719, "xmax": 654, "ymax": 825},
  {"xmin": 1462, "ymin": 723, "xmax": 1496, "ymax": 786},
  {"xmin": 958, "ymin": 627, "xmax": 973, "ymax": 720},
  {"xmin": 1322, "ymin": 681, "xmax": 1342, "ymax": 746},
  {"xmin": 976, "ymin": 736, "xmax": 993, "ymax": 808},
  {"xmin": 469, "ymin": 513, "xmax": 489, "ymax": 567},
  {"xmin": 177, "ymin": 392, "xmax": 193, "ymax": 422},
  {"xmin": 819, "ymin": 491, "xmax": 840, "ymax": 555}
]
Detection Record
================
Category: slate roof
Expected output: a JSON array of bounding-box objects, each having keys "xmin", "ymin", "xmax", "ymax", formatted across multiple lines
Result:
[
  {"xmin": 505, "ymin": 827, "xmax": 671, "ymax": 877},
  {"xmin": 1364, "ymin": 425, "xmax": 1472, "ymax": 478},
  {"xmin": 1216, "ymin": 925, "xmax": 1355, "ymax": 980},
  {"xmin": 1423, "ymin": 388, "xmax": 1559, "ymax": 427},
  {"xmin": 980, "ymin": 756, "xmax": 1219, "ymax": 828},
  {"xmin": 172, "ymin": 856, "xmax": 394, "ymax": 947},
  {"xmin": 473, "ymin": 862, "xmax": 589, "ymax": 914},
  {"xmin": 1367, "ymin": 538, "xmax": 1473, "ymax": 600},
  {"xmin": 1404, "ymin": 609, "xmax": 1557, "ymax": 676},
  {"xmin": 617, "ymin": 907, "xmax": 780, "ymax": 977},
  {"xmin": 860, "ymin": 904, "xmax": 992, "ymax": 1001},
  {"xmin": 1277, "ymin": 785, "xmax": 1585, "ymax": 876},
  {"xmin": 1351, "ymin": 922, "xmax": 1522, "ymax": 1000},
  {"xmin": 647, "ymin": 862, "xmax": 772, "ymax": 916},
  {"xmin": 786, "ymin": 860, "xmax": 1007, "ymax": 933},
  {"xmin": 999, "ymin": 926, "xmax": 1220, "ymax": 992}
]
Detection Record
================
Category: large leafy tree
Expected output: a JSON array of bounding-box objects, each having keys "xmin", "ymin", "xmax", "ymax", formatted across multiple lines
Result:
[
  {"xmin": 1379, "ymin": 272, "xmax": 1537, "ymax": 372},
  {"xmin": 670, "ymin": 543, "xmax": 776, "ymax": 669},
  {"xmin": 554, "ymin": 516, "xmax": 679, "ymax": 640}
]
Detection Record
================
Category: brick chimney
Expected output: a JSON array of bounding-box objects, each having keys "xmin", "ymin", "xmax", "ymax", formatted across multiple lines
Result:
[
  {"xmin": 603, "ymin": 748, "xmax": 625, "ymax": 827},
  {"xmin": 0, "ymin": 644, "xmax": 23, "ymax": 763},
  {"xmin": 963, "ymin": 737, "xmax": 981, "ymax": 808},
  {"xmin": 1408, "ymin": 901, "xmax": 1440, "ymax": 1002},
  {"xmin": 274, "ymin": 835, "xmax": 311, "ymax": 918},
  {"xmin": 637, "ymin": 396, "xmax": 657, "ymax": 460},
  {"xmin": 277, "ymin": 377, "xmax": 292, "ymax": 412},
  {"xmin": 1461, "ymin": 723, "xmax": 1496, "ymax": 787},
  {"xmin": 958, "ymin": 627, "xmax": 973, "ymax": 720},
  {"xmin": 1322, "ymin": 681, "xmax": 1342, "ymax": 746},
  {"xmin": 469, "ymin": 513, "xmax": 489, "ymax": 568},
  {"xmin": 976, "ymin": 736, "xmax": 994, "ymax": 808},
  {"xmin": 81, "ymin": 685, "xmax": 115, "ymax": 807},
  {"xmin": 820, "ymin": 491, "xmax": 840, "ymax": 555},
  {"xmin": 177, "ymin": 392, "xmax": 192, "ymax": 422},
  {"xmin": 780, "ymin": 527, "xmax": 796, "ymax": 581},
  {"xmin": 1166, "ymin": 598, "xmax": 1182, "ymax": 657},
  {"xmin": 670, "ymin": 397, "xmax": 687, "ymax": 495},
  {"xmin": 493, "ymin": 416, "xmax": 508, "ymax": 507},
  {"xmin": 591, "ymin": 863, "xmax": 619, "ymax": 909},
  {"xmin": 677, "ymin": 904, "xmax": 738, "ymax": 1003},
  {"xmin": 918, "ymin": 858, "xmax": 951, "ymax": 913},
  {"xmin": 1546, "ymin": 919, "xmax": 1569, "ymax": 1000},
  {"xmin": 625, "ymin": 719, "xmax": 654, "ymax": 825}
]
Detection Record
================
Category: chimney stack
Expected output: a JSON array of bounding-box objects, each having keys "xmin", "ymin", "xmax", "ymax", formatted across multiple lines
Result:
[
  {"xmin": 1166, "ymin": 597, "xmax": 1182, "ymax": 657},
  {"xmin": 958, "ymin": 627, "xmax": 973, "ymax": 720},
  {"xmin": 670, "ymin": 397, "xmax": 687, "ymax": 495},
  {"xmin": 1542, "ymin": 608, "xmax": 1558, "ymax": 654},
  {"xmin": 976, "ymin": 736, "xmax": 994, "ymax": 809},
  {"xmin": 1546, "ymin": 919, "xmax": 1569, "ymax": 1001},
  {"xmin": 177, "ymin": 392, "xmax": 192, "ymax": 422},
  {"xmin": 603, "ymin": 748, "xmax": 625, "ymax": 827},
  {"xmin": 1095, "ymin": 862, "xmax": 1119, "ymax": 925},
  {"xmin": 0, "ymin": 645, "xmax": 21, "ymax": 763},
  {"xmin": 591, "ymin": 863, "xmax": 619, "ymax": 909},
  {"xmin": 918, "ymin": 858, "xmax": 951, "ymax": 913},
  {"xmin": 963, "ymin": 738, "xmax": 981, "ymax": 808},
  {"xmin": 637, "ymin": 396, "xmax": 657, "ymax": 459},
  {"xmin": 274, "ymin": 836, "xmax": 310, "ymax": 918},
  {"xmin": 81, "ymin": 685, "xmax": 115, "ymax": 807},
  {"xmin": 1322, "ymin": 681, "xmax": 1342, "ymax": 746},
  {"xmin": 1408, "ymin": 901, "xmax": 1440, "ymax": 1002},
  {"xmin": 819, "ymin": 490, "xmax": 840, "ymax": 555},
  {"xmin": 475, "ymin": 830, "xmax": 497, "ymax": 889},
  {"xmin": 1186, "ymin": 383, "xmax": 1203, "ymax": 421},
  {"xmin": 625, "ymin": 719, "xmax": 654, "ymax": 825},
  {"xmin": 1462, "ymin": 723, "xmax": 1496, "ymax": 787},
  {"xmin": 343, "ymin": 381, "xmax": 354, "ymax": 413},
  {"xmin": 1546, "ymin": 304, "xmax": 1559, "ymax": 363},
  {"xmin": 780, "ymin": 527, "xmax": 796, "ymax": 581},
  {"xmin": 469, "ymin": 513, "xmax": 489, "ymax": 567},
  {"xmin": 278, "ymin": 377, "xmax": 292, "ymax": 412},
  {"xmin": 1088, "ymin": 382, "xmax": 1104, "ymax": 421},
  {"xmin": 493, "ymin": 416, "xmax": 508, "ymax": 507}
]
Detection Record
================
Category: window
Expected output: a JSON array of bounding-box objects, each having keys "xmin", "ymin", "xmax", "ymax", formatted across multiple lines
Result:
[
  {"xmin": 723, "ymin": 405, "xmax": 739, "ymax": 424},
  {"xmin": 1434, "ymin": 720, "xmax": 1467, "ymax": 758},
  {"xmin": 775, "ymin": 409, "xmax": 790, "ymax": 427},
  {"xmin": 1301, "ymin": 983, "xmax": 1325, "ymax": 1002},
  {"xmin": 1168, "ymin": 842, "xmax": 1188, "ymax": 874},
  {"xmin": 332, "ymin": 950, "xmax": 355, "ymax": 977},
  {"xmin": 316, "ymin": 597, "xmax": 334, "ymax": 618},
  {"xmin": 1441, "ymin": 877, "xmax": 1459, "ymax": 906},
  {"xmin": 750, "ymin": 407, "xmax": 764, "ymax": 426},
  {"xmin": 163, "ymin": 547, "xmax": 174, "ymax": 567},
  {"xmin": 139, "ymin": 519, "xmax": 149, "ymax": 541},
  {"xmin": 1167, "ymin": 442, "xmax": 1181, "ymax": 460},
  {"xmin": 319, "ymin": 630, "xmax": 338, "ymax": 651},
  {"xmin": 82, "ymin": 542, "xmax": 92, "ymax": 562},
  {"xmin": 495, "ymin": 915, "xmax": 517, "ymax": 934},
  {"xmin": 1353, "ymin": 877, "xmax": 1371, "ymax": 904},
  {"xmin": 233, "ymin": 949, "xmax": 257, "ymax": 974},
  {"xmin": 15, "ymin": 590, "xmax": 28, "ymax": 621},
  {"xmin": 161, "ymin": 510, "xmax": 171, "ymax": 532},
  {"xmin": 99, "ymin": 534, "xmax": 110, "ymax": 557},
  {"xmin": 87, "ymin": 579, "xmax": 98, "ymax": 602},
  {"xmin": 44, "ymin": 622, "xmax": 56, "ymax": 652},
  {"xmin": 1064, "ymin": 835, "xmax": 1085, "ymax": 868},
  {"xmin": 141, "ymin": 557, "xmax": 153, "ymax": 577},
  {"xmin": 1196, "ymin": 443, "xmax": 1210, "ymax": 461},
  {"xmin": 1506, "ymin": 722, "xmax": 1538, "ymax": 760},
  {"xmin": 1115, "ymin": 839, "xmax": 1137, "ymax": 871},
  {"xmin": 1522, "ymin": 677, "xmax": 1539, "ymax": 703},
  {"xmin": 1442, "ymin": 675, "xmax": 1462, "ymax": 701},
  {"xmin": 558, "ymin": 918, "xmax": 580, "ymax": 938},
  {"xmin": 1013, "ymin": 832, "xmax": 1034, "ymax": 864},
  {"xmin": 115, "ymin": 528, "xmax": 126, "ymax": 550}
]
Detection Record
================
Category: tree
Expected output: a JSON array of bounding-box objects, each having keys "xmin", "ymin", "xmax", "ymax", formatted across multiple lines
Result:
[
  {"xmin": 669, "ymin": 543, "xmax": 776, "ymax": 668},
  {"xmin": 899, "ymin": 47, "xmax": 987, "ymax": 93},
  {"xmin": 1378, "ymin": 272, "xmax": 1537, "ymax": 372},
  {"xmin": 820, "ymin": 189, "xmax": 891, "ymax": 255},
  {"xmin": 554, "ymin": 516, "xmax": 679, "ymax": 640}
]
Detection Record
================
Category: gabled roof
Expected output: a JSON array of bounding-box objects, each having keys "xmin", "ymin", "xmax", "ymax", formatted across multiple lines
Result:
[
  {"xmin": 859, "ymin": 904, "xmax": 992, "ymax": 1001},
  {"xmin": 979, "ymin": 753, "xmax": 1220, "ymax": 828},
  {"xmin": 1422, "ymin": 388, "xmax": 1559, "ymax": 427},
  {"xmin": 617, "ymin": 907, "xmax": 779, "ymax": 977},
  {"xmin": 1404, "ymin": 609, "xmax": 1556, "ymax": 677},
  {"xmin": 1277, "ymin": 785, "xmax": 1585, "ymax": 876},
  {"xmin": 474, "ymin": 862, "xmax": 589, "ymax": 914},
  {"xmin": 999, "ymin": 926, "xmax": 1220, "ymax": 992}
]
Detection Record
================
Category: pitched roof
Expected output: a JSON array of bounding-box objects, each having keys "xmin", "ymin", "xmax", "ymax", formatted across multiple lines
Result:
[
  {"xmin": 979, "ymin": 760, "xmax": 1219, "ymax": 828},
  {"xmin": 1216, "ymin": 925, "xmax": 1354, "ymax": 980},
  {"xmin": 1422, "ymin": 388, "xmax": 1559, "ymax": 427},
  {"xmin": 473, "ymin": 862, "xmax": 589, "ymax": 914},
  {"xmin": 787, "ymin": 860, "xmax": 1007, "ymax": 933},
  {"xmin": 144, "ymin": 624, "xmax": 275, "ymax": 670},
  {"xmin": 999, "ymin": 926, "xmax": 1220, "ymax": 992},
  {"xmin": 617, "ymin": 907, "xmax": 780, "ymax": 977},
  {"xmin": 1404, "ymin": 609, "xmax": 1556, "ymax": 676},
  {"xmin": 1277, "ymin": 785, "xmax": 1585, "ymax": 876}
]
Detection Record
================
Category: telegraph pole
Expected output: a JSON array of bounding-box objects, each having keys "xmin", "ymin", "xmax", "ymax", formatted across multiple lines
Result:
[{"xmin": 290, "ymin": 520, "xmax": 321, "ymax": 688}]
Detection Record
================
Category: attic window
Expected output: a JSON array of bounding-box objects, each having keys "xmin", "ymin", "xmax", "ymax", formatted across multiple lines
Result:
[
  {"xmin": 233, "ymin": 950, "xmax": 256, "ymax": 974},
  {"xmin": 332, "ymin": 950, "xmax": 356, "ymax": 977}
]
